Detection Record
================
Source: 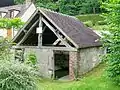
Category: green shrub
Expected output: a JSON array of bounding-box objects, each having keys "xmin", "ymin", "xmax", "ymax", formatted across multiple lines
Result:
[
  {"xmin": 102, "ymin": 0, "xmax": 120, "ymax": 86},
  {"xmin": 0, "ymin": 38, "xmax": 11, "ymax": 61},
  {"xmin": 0, "ymin": 61, "xmax": 38, "ymax": 90},
  {"xmin": 26, "ymin": 52, "xmax": 37, "ymax": 65},
  {"xmin": 84, "ymin": 21, "xmax": 93, "ymax": 27}
]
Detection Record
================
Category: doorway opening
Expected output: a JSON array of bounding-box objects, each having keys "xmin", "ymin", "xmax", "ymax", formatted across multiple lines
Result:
[{"xmin": 54, "ymin": 51, "xmax": 69, "ymax": 79}]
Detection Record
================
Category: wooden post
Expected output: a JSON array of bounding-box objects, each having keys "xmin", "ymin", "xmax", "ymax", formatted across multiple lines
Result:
[
  {"xmin": 38, "ymin": 14, "xmax": 42, "ymax": 47},
  {"xmin": 7, "ymin": 28, "xmax": 12, "ymax": 38}
]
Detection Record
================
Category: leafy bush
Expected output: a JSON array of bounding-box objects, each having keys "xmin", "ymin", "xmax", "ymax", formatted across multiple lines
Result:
[
  {"xmin": 84, "ymin": 21, "xmax": 93, "ymax": 27},
  {"xmin": 0, "ymin": 18, "xmax": 24, "ymax": 29},
  {"xmin": 0, "ymin": 38, "xmax": 11, "ymax": 61},
  {"xmin": 0, "ymin": 61, "xmax": 37, "ymax": 90},
  {"xmin": 0, "ymin": 39, "xmax": 38, "ymax": 90},
  {"xmin": 102, "ymin": 0, "xmax": 120, "ymax": 86},
  {"xmin": 26, "ymin": 52, "xmax": 37, "ymax": 66}
]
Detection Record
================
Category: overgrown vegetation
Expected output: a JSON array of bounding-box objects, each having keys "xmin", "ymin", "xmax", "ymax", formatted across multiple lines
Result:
[
  {"xmin": 102, "ymin": 0, "xmax": 120, "ymax": 86},
  {"xmin": 26, "ymin": 52, "xmax": 37, "ymax": 65},
  {"xmin": 0, "ymin": 18, "xmax": 38, "ymax": 90},
  {"xmin": 0, "ymin": 39, "xmax": 11, "ymax": 61},
  {"xmin": 0, "ymin": 61, "xmax": 37, "ymax": 90},
  {"xmin": 0, "ymin": 38, "xmax": 38, "ymax": 90}
]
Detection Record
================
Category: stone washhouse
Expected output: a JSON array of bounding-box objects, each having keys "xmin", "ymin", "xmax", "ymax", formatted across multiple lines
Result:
[{"xmin": 12, "ymin": 8, "xmax": 102, "ymax": 80}]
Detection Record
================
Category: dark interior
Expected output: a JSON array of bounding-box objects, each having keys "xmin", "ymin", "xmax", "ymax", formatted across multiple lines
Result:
[
  {"xmin": 19, "ymin": 13, "xmax": 70, "ymax": 47},
  {"xmin": 42, "ymin": 26, "xmax": 57, "ymax": 46},
  {"xmin": 22, "ymin": 21, "xmax": 66, "ymax": 47},
  {"xmin": 54, "ymin": 51, "xmax": 69, "ymax": 79}
]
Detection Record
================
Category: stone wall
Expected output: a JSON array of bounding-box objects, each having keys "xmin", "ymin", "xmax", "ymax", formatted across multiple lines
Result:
[
  {"xmin": 78, "ymin": 47, "xmax": 102, "ymax": 75},
  {"xmin": 24, "ymin": 48, "xmax": 54, "ymax": 78},
  {"xmin": 22, "ymin": 46, "xmax": 102, "ymax": 80}
]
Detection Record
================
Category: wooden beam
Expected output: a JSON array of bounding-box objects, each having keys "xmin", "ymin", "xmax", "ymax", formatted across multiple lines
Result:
[
  {"xmin": 12, "ymin": 46, "xmax": 77, "ymax": 51},
  {"xmin": 53, "ymin": 38, "xmax": 60, "ymax": 45},
  {"xmin": 38, "ymin": 14, "xmax": 42, "ymax": 47},
  {"xmin": 41, "ymin": 46, "xmax": 77, "ymax": 51},
  {"xmin": 23, "ymin": 29, "xmax": 27, "ymax": 33},
  {"xmin": 17, "ymin": 19, "xmax": 39, "ymax": 45},
  {"xmin": 42, "ymin": 26, "xmax": 47, "ymax": 33},
  {"xmin": 42, "ymin": 18, "xmax": 71, "ymax": 48},
  {"xmin": 12, "ymin": 10, "xmax": 38, "ymax": 42}
]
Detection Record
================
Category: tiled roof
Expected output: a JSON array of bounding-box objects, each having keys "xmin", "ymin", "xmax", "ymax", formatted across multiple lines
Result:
[
  {"xmin": 40, "ymin": 9, "xmax": 102, "ymax": 48},
  {"xmin": 12, "ymin": 8, "xmax": 102, "ymax": 48}
]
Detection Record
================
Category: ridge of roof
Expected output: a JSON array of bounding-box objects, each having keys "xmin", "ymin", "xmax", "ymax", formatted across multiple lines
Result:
[{"xmin": 39, "ymin": 7, "xmax": 79, "ymax": 21}]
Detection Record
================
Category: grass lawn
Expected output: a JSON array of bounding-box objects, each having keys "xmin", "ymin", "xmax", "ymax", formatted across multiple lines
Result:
[
  {"xmin": 92, "ymin": 25, "xmax": 108, "ymax": 31},
  {"xmin": 76, "ymin": 14, "xmax": 104, "ymax": 25},
  {"xmin": 76, "ymin": 14, "xmax": 108, "ymax": 31},
  {"xmin": 36, "ymin": 63, "xmax": 120, "ymax": 90}
]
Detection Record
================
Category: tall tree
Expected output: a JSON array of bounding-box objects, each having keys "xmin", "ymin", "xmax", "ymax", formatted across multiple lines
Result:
[
  {"xmin": 14, "ymin": 0, "xmax": 102, "ymax": 15},
  {"xmin": 81, "ymin": 0, "xmax": 101, "ymax": 14}
]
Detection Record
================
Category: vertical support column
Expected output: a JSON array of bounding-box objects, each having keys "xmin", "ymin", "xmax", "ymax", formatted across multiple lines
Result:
[
  {"xmin": 69, "ymin": 51, "xmax": 79, "ymax": 80},
  {"xmin": 7, "ymin": 29, "xmax": 12, "ymax": 38},
  {"xmin": 38, "ymin": 14, "xmax": 42, "ymax": 47}
]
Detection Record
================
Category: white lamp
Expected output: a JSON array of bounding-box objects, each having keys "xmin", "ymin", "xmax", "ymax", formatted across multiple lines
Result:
[{"xmin": 36, "ymin": 27, "xmax": 42, "ymax": 34}]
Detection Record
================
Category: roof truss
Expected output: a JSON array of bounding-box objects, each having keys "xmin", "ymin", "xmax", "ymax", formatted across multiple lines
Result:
[
  {"xmin": 42, "ymin": 17, "xmax": 71, "ymax": 48},
  {"xmin": 13, "ymin": 10, "xmax": 78, "ymax": 50}
]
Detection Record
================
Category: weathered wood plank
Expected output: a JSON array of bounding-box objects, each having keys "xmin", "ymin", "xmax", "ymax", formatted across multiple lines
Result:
[
  {"xmin": 38, "ymin": 14, "xmax": 42, "ymax": 47},
  {"xmin": 12, "ymin": 46, "xmax": 77, "ymax": 51},
  {"xmin": 17, "ymin": 19, "xmax": 39, "ymax": 45},
  {"xmin": 12, "ymin": 10, "xmax": 38, "ymax": 42}
]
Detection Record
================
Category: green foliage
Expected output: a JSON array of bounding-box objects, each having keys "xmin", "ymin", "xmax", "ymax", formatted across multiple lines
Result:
[
  {"xmin": 36, "ymin": 0, "xmax": 59, "ymax": 11},
  {"xmin": 0, "ymin": 38, "xmax": 11, "ymax": 61},
  {"xmin": 58, "ymin": 0, "xmax": 81, "ymax": 15},
  {"xmin": 97, "ymin": 21, "xmax": 107, "ymax": 25},
  {"xmin": 0, "ymin": 18, "xmax": 24, "ymax": 29},
  {"xmin": 80, "ymin": 0, "xmax": 102, "ymax": 14},
  {"xmin": 26, "ymin": 52, "xmax": 37, "ymax": 66},
  {"xmin": 14, "ymin": 0, "xmax": 24, "ymax": 4},
  {"xmin": 15, "ymin": 0, "xmax": 102, "ymax": 15},
  {"xmin": 84, "ymin": 21, "xmax": 93, "ymax": 27},
  {"xmin": 0, "ymin": 39, "xmax": 38, "ymax": 90},
  {"xmin": 102, "ymin": 0, "xmax": 120, "ymax": 86},
  {"xmin": 0, "ymin": 61, "xmax": 37, "ymax": 90},
  {"xmin": 93, "ymin": 25, "xmax": 108, "ymax": 30},
  {"xmin": 58, "ymin": 0, "xmax": 101, "ymax": 15}
]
